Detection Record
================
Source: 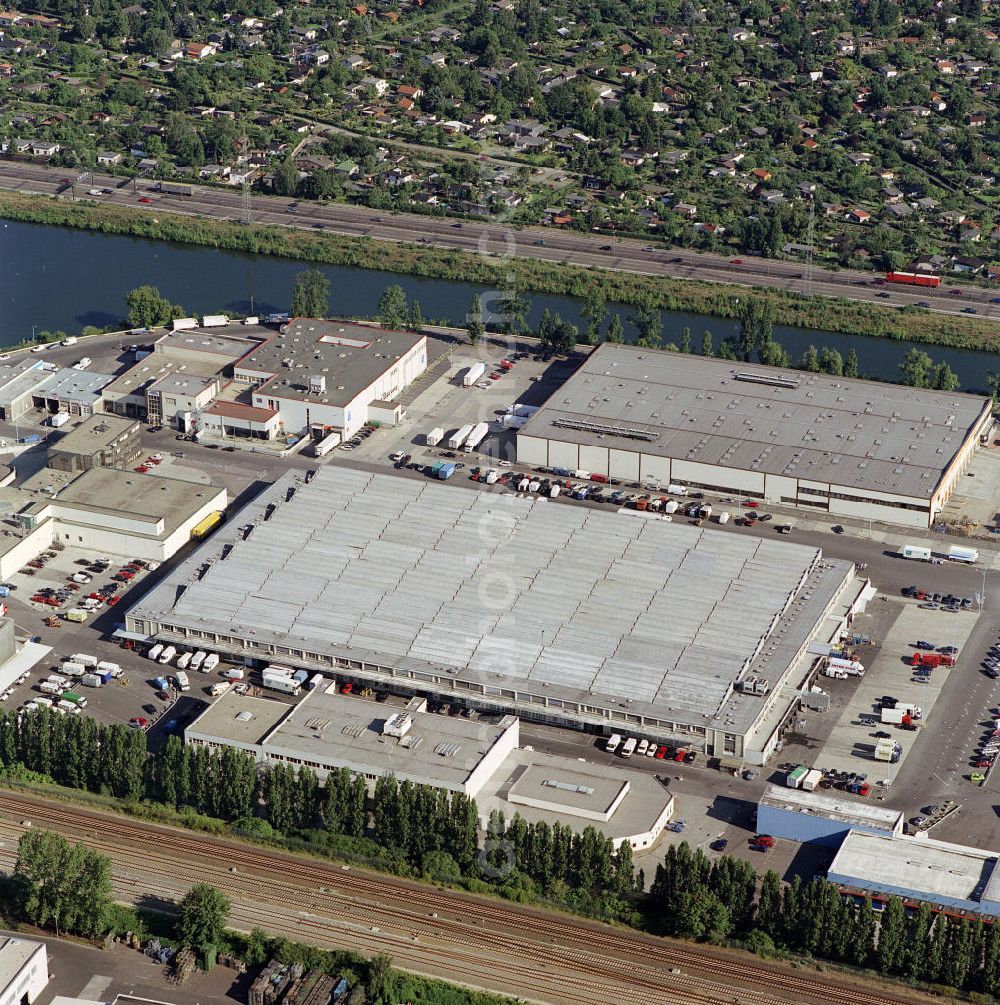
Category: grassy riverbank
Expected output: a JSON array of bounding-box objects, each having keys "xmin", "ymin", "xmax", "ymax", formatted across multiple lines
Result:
[{"xmin": 3, "ymin": 189, "xmax": 999, "ymax": 352}]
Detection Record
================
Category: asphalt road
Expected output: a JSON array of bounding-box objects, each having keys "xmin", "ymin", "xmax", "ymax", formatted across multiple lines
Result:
[{"xmin": 3, "ymin": 161, "xmax": 1000, "ymax": 320}]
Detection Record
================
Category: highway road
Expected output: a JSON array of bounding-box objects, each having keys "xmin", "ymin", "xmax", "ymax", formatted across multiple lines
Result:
[
  {"xmin": 2, "ymin": 161, "xmax": 1000, "ymax": 321},
  {"xmin": 0, "ymin": 792, "xmax": 937, "ymax": 1005}
]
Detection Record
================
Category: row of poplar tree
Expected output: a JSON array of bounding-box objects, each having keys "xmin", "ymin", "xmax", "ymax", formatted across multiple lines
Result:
[
  {"xmin": 649, "ymin": 843, "xmax": 1000, "ymax": 997},
  {"xmin": 0, "ymin": 710, "xmax": 636, "ymax": 918}
]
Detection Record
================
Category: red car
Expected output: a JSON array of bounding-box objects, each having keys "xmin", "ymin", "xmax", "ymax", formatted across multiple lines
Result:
[
  {"xmin": 138, "ymin": 197, "xmax": 152, "ymax": 204},
  {"xmin": 128, "ymin": 716, "xmax": 148, "ymax": 729},
  {"xmin": 729, "ymin": 258, "xmax": 744, "ymax": 265},
  {"xmin": 107, "ymin": 595, "xmax": 120, "ymax": 606},
  {"xmin": 674, "ymin": 748, "xmax": 687, "ymax": 762},
  {"xmin": 745, "ymin": 500, "xmax": 760, "ymax": 509},
  {"xmin": 655, "ymin": 745, "xmax": 668, "ymax": 759},
  {"xmin": 340, "ymin": 682, "xmax": 353, "ymax": 694}
]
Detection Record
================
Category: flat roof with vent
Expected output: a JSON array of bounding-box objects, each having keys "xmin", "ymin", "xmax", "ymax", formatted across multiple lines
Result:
[
  {"xmin": 185, "ymin": 684, "xmax": 520, "ymax": 792},
  {"xmin": 46, "ymin": 412, "xmax": 138, "ymax": 456},
  {"xmin": 519, "ymin": 344, "xmax": 991, "ymax": 498},
  {"xmin": 234, "ymin": 318, "xmax": 425, "ymax": 407}
]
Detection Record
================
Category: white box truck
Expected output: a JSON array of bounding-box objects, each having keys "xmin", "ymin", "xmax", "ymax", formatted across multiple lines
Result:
[
  {"xmin": 605, "ymin": 733, "xmax": 622, "ymax": 753},
  {"xmin": 190, "ymin": 651, "xmax": 207, "ymax": 672},
  {"xmin": 70, "ymin": 654, "xmax": 98, "ymax": 668},
  {"xmin": 948, "ymin": 545, "xmax": 979, "ymax": 564},
  {"xmin": 426, "ymin": 427, "xmax": 444, "ymax": 447},
  {"xmin": 827, "ymin": 656, "xmax": 865, "ymax": 676},
  {"xmin": 202, "ymin": 653, "xmax": 219, "ymax": 672},
  {"xmin": 158, "ymin": 645, "xmax": 176, "ymax": 665},
  {"xmin": 462, "ymin": 362, "xmax": 486, "ymax": 387},
  {"xmin": 209, "ymin": 681, "xmax": 231, "ymax": 697},
  {"xmin": 174, "ymin": 670, "xmax": 190, "ymax": 692},
  {"xmin": 667, "ymin": 484, "xmax": 688, "ymax": 495},
  {"xmin": 50, "ymin": 412, "xmax": 70, "ymax": 428},
  {"xmin": 448, "ymin": 424, "xmax": 473, "ymax": 450},
  {"xmin": 801, "ymin": 768, "xmax": 823, "ymax": 791},
  {"xmin": 263, "ymin": 674, "xmax": 301, "ymax": 695},
  {"xmin": 901, "ymin": 544, "xmax": 932, "ymax": 561},
  {"xmin": 463, "ymin": 422, "xmax": 489, "ymax": 452}
]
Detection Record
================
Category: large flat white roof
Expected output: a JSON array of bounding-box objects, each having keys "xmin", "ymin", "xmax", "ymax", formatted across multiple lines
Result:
[
  {"xmin": 520, "ymin": 344, "xmax": 990, "ymax": 499},
  {"xmin": 130, "ymin": 468, "xmax": 853, "ymax": 735},
  {"xmin": 760, "ymin": 784, "xmax": 904, "ymax": 831}
]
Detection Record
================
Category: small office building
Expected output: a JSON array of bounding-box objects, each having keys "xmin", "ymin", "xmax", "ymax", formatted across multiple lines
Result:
[
  {"xmin": 0, "ymin": 938, "xmax": 47, "ymax": 1005},
  {"xmin": 46, "ymin": 414, "xmax": 141, "ymax": 473}
]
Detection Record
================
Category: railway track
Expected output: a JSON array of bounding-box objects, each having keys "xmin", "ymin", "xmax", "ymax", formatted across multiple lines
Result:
[{"xmin": 0, "ymin": 793, "xmax": 928, "ymax": 1005}]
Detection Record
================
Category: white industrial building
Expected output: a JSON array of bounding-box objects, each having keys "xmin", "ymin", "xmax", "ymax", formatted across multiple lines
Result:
[
  {"xmin": 0, "ymin": 466, "xmax": 226, "ymax": 578},
  {"xmin": 234, "ymin": 319, "xmax": 427, "ymax": 440},
  {"xmin": 0, "ymin": 938, "xmax": 47, "ymax": 1005},
  {"xmin": 516, "ymin": 344, "xmax": 993, "ymax": 529},
  {"xmin": 127, "ymin": 468, "xmax": 869, "ymax": 763},
  {"xmin": 0, "ymin": 361, "xmax": 113, "ymax": 421},
  {"xmin": 185, "ymin": 686, "xmax": 674, "ymax": 849}
]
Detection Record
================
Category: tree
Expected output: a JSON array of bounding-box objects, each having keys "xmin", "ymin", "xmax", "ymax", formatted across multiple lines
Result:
[
  {"xmin": 407, "ymin": 299, "xmax": 424, "ymax": 333},
  {"xmin": 844, "ymin": 349, "xmax": 860, "ymax": 379},
  {"xmin": 14, "ymin": 831, "xmax": 112, "ymax": 936},
  {"xmin": 931, "ymin": 361, "xmax": 959, "ymax": 391},
  {"xmin": 466, "ymin": 294, "xmax": 485, "ymax": 346},
  {"xmin": 877, "ymin": 896, "xmax": 907, "ymax": 974},
  {"xmin": 273, "ymin": 157, "xmax": 300, "ymax": 197},
  {"xmin": 986, "ymin": 371, "xmax": 1000, "ymax": 406},
  {"xmin": 701, "ymin": 331, "xmax": 714, "ymax": 357},
  {"xmin": 498, "ymin": 288, "xmax": 531, "ymax": 336},
  {"xmin": 290, "ymin": 269, "xmax": 330, "ymax": 318},
  {"xmin": 126, "ymin": 285, "xmax": 182, "ymax": 329},
  {"xmin": 178, "ymin": 883, "xmax": 230, "ymax": 949},
  {"xmin": 800, "ymin": 345, "xmax": 820, "ymax": 372},
  {"xmin": 581, "ymin": 288, "xmax": 608, "ymax": 345},
  {"xmin": 899, "ymin": 347, "xmax": 932, "ymax": 388},
  {"xmin": 679, "ymin": 327, "xmax": 692, "ymax": 354},
  {"xmin": 631, "ymin": 299, "xmax": 662, "ymax": 349},
  {"xmin": 377, "ymin": 285, "xmax": 408, "ymax": 330},
  {"xmin": 818, "ymin": 347, "xmax": 844, "ymax": 376},
  {"xmin": 606, "ymin": 314, "xmax": 625, "ymax": 344},
  {"xmin": 366, "ymin": 953, "xmax": 396, "ymax": 1004}
]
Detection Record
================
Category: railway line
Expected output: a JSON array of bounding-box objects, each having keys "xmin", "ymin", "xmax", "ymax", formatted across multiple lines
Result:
[{"xmin": 0, "ymin": 791, "xmax": 933, "ymax": 1005}]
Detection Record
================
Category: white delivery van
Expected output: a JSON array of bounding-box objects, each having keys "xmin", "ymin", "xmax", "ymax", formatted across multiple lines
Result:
[
  {"xmin": 667, "ymin": 484, "xmax": 688, "ymax": 496},
  {"xmin": 174, "ymin": 670, "xmax": 190, "ymax": 692},
  {"xmin": 202, "ymin": 653, "xmax": 219, "ymax": 672},
  {"xmin": 605, "ymin": 734, "xmax": 622, "ymax": 754},
  {"xmin": 158, "ymin": 645, "xmax": 176, "ymax": 665},
  {"xmin": 190, "ymin": 651, "xmax": 206, "ymax": 671},
  {"xmin": 901, "ymin": 544, "xmax": 932, "ymax": 561},
  {"xmin": 209, "ymin": 681, "xmax": 231, "ymax": 697},
  {"xmin": 717, "ymin": 511, "xmax": 731, "ymax": 525},
  {"xmin": 148, "ymin": 643, "xmax": 164, "ymax": 661},
  {"xmin": 221, "ymin": 667, "xmax": 245, "ymax": 680},
  {"xmin": 176, "ymin": 652, "xmax": 192, "ymax": 670},
  {"xmin": 620, "ymin": 736, "xmax": 638, "ymax": 758}
]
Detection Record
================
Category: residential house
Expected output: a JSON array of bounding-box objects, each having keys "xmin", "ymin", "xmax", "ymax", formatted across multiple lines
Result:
[
  {"xmin": 847, "ymin": 208, "xmax": 871, "ymax": 223},
  {"xmin": 97, "ymin": 151, "xmax": 122, "ymax": 165},
  {"xmin": 952, "ymin": 255, "xmax": 986, "ymax": 274}
]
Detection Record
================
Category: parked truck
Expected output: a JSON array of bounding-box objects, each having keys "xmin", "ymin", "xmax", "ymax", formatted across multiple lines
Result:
[
  {"xmin": 786, "ymin": 764, "xmax": 808, "ymax": 788},
  {"xmin": 263, "ymin": 673, "xmax": 301, "ymax": 695},
  {"xmin": 881, "ymin": 707, "xmax": 913, "ymax": 726},
  {"xmin": 463, "ymin": 422, "xmax": 490, "ymax": 452},
  {"xmin": 437, "ymin": 463, "xmax": 457, "ymax": 480},
  {"xmin": 901, "ymin": 544, "xmax": 932, "ymax": 561},
  {"xmin": 174, "ymin": 670, "xmax": 190, "ymax": 692},
  {"xmin": 63, "ymin": 609, "xmax": 88, "ymax": 623},
  {"xmin": 801, "ymin": 768, "xmax": 823, "ymax": 791},
  {"xmin": 49, "ymin": 412, "xmax": 70, "ymax": 428},
  {"xmin": 60, "ymin": 691, "xmax": 87, "ymax": 708},
  {"xmin": 426, "ymin": 427, "xmax": 444, "ymax": 447},
  {"xmin": 448, "ymin": 424, "xmax": 473, "ymax": 450},
  {"xmin": 911, "ymin": 651, "xmax": 955, "ymax": 668},
  {"xmin": 80, "ymin": 673, "xmax": 102, "ymax": 688},
  {"xmin": 948, "ymin": 545, "xmax": 979, "ymax": 564},
  {"xmin": 462, "ymin": 362, "xmax": 486, "ymax": 387},
  {"xmin": 827, "ymin": 656, "xmax": 865, "ymax": 676},
  {"xmin": 875, "ymin": 739, "xmax": 903, "ymax": 763},
  {"xmin": 209, "ymin": 681, "xmax": 231, "ymax": 697}
]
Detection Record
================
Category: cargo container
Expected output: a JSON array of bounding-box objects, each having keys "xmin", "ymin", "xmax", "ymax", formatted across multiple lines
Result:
[
  {"xmin": 437, "ymin": 463, "xmax": 456, "ymax": 480},
  {"xmin": 292, "ymin": 669, "xmax": 309, "ymax": 684},
  {"xmin": 786, "ymin": 764, "xmax": 808, "ymax": 788},
  {"xmin": 448, "ymin": 424, "xmax": 474, "ymax": 450},
  {"xmin": 63, "ymin": 609, "xmax": 88, "ymax": 623},
  {"xmin": 802, "ymin": 768, "xmax": 823, "ymax": 791},
  {"xmin": 900, "ymin": 544, "xmax": 932, "ymax": 561},
  {"xmin": 463, "ymin": 422, "xmax": 490, "ymax": 451},
  {"xmin": 425, "ymin": 427, "xmax": 444, "ymax": 447},
  {"xmin": 881, "ymin": 707, "xmax": 910, "ymax": 725},
  {"xmin": 80, "ymin": 673, "xmax": 102, "ymax": 687},
  {"xmin": 948, "ymin": 545, "xmax": 979, "ymax": 564},
  {"xmin": 462, "ymin": 362, "xmax": 487, "ymax": 387},
  {"xmin": 156, "ymin": 181, "xmax": 193, "ymax": 196},
  {"xmin": 174, "ymin": 670, "xmax": 190, "ymax": 692}
]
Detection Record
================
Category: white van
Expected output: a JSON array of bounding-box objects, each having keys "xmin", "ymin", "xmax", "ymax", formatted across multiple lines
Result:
[
  {"xmin": 605, "ymin": 733, "xmax": 622, "ymax": 754},
  {"xmin": 717, "ymin": 511, "xmax": 731, "ymax": 525},
  {"xmin": 70, "ymin": 655, "xmax": 98, "ymax": 669},
  {"xmin": 637, "ymin": 739, "xmax": 649, "ymax": 756},
  {"xmin": 667, "ymin": 484, "xmax": 688, "ymax": 496},
  {"xmin": 620, "ymin": 737, "xmax": 638, "ymax": 758},
  {"xmin": 148, "ymin": 643, "xmax": 164, "ymax": 661},
  {"xmin": 158, "ymin": 645, "xmax": 176, "ymax": 665},
  {"xmin": 61, "ymin": 662, "xmax": 85, "ymax": 677},
  {"xmin": 174, "ymin": 670, "xmax": 190, "ymax": 692},
  {"xmin": 176, "ymin": 652, "xmax": 192, "ymax": 670},
  {"xmin": 202, "ymin": 653, "xmax": 219, "ymax": 672},
  {"xmin": 221, "ymin": 667, "xmax": 245, "ymax": 680},
  {"xmin": 209, "ymin": 681, "xmax": 231, "ymax": 697},
  {"xmin": 190, "ymin": 651, "xmax": 206, "ymax": 672}
]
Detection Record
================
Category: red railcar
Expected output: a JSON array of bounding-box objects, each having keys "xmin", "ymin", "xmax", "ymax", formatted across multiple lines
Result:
[{"xmin": 886, "ymin": 271, "xmax": 941, "ymax": 287}]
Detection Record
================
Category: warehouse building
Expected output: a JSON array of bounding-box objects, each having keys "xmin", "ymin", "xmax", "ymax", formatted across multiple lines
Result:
[
  {"xmin": 127, "ymin": 468, "xmax": 867, "ymax": 763},
  {"xmin": 46, "ymin": 414, "xmax": 141, "ymax": 473},
  {"xmin": 0, "ymin": 361, "xmax": 114, "ymax": 421},
  {"xmin": 186, "ymin": 686, "xmax": 674, "ymax": 849},
  {"xmin": 0, "ymin": 466, "xmax": 226, "ymax": 577},
  {"xmin": 0, "ymin": 938, "xmax": 48, "ymax": 1005},
  {"xmin": 233, "ymin": 319, "xmax": 427, "ymax": 440},
  {"xmin": 827, "ymin": 831, "xmax": 1000, "ymax": 918},
  {"xmin": 756, "ymin": 785, "xmax": 904, "ymax": 848},
  {"xmin": 516, "ymin": 345, "xmax": 993, "ymax": 529}
]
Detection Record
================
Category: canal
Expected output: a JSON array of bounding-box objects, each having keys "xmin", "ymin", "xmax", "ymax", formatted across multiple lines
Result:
[{"xmin": 2, "ymin": 219, "xmax": 998, "ymax": 392}]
